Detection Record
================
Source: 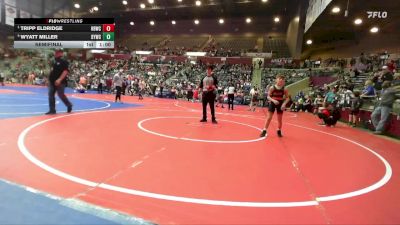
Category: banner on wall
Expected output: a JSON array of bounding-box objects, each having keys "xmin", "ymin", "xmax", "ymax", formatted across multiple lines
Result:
[
  {"xmin": 305, "ymin": 0, "xmax": 333, "ymax": 33},
  {"xmin": 20, "ymin": 10, "xmax": 31, "ymax": 19},
  {"xmin": 5, "ymin": 0, "xmax": 16, "ymax": 7},
  {"xmin": 244, "ymin": 52, "xmax": 273, "ymax": 58},
  {"xmin": 252, "ymin": 58, "xmax": 264, "ymax": 69},
  {"xmin": 5, "ymin": 5, "xmax": 17, "ymax": 26}
]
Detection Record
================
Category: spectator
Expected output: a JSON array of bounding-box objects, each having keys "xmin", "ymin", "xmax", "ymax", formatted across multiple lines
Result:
[
  {"xmin": 371, "ymin": 81, "xmax": 400, "ymax": 134},
  {"xmin": 227, "ymin": 83, "xmax": 235, "ymax": 110},
  {"xmin": 97, "ymin": 78, "xmax": 103, "ymax": 94},
  {"xmin": 361, "ymin": 80, "xmax": 376, "ymax": 98},
  {"xmin": 297, "ymin": 96, "xmax": 304, "ymax": 112},
  {"xmin": 215, "ymin": 86, "xmax": 225, "ymax": 108},
  {"xmin": 324, "ymin": 87, "xmax": 337, "ymax": 106},
  {"xmin": 349, "ymin": 91, "xmax": 363, "ymax": 127},
  {"xmin": 0, "ymin": 73, "xmax": 4, "ymax": 86},
  {"xmin": 193, "ymin": 88, "xmax": 199, "ymax": 102},
  {"xmin": 186, "ymin": 84, "xmax": 194, "ymax": 102},
  {"xmin": 249, "ymin": 87, "xmax": 259, "ymax": 111},
  {"xmin": 106, "ymin": 77, "xmax": 112, "ymax": 93},
  {"xmin": 303, "ymin": 95, "xmax": 312, "ymax": 112},
  {"xmin": 392, "ymin": 73, "xmax": 400, "ymax": 86},
  {"xmin": 138, "ymin": 80, "xmax": 145, "ymax": 100},
  {"xmin": 159, "ymin": 81, "xmax": 164, "ymax": 98},
  {"xmin": 387, "ymin": 60, "xmax": 397, "ymax": 73},
  {"xmin": 170, "ymin": 86, "xmax": 177, "ymax": 99},
  {"xmin": 381, "ymin": 66, "xmax": 394, "ymax": 82},
  {"xmin": 313, "ymin": 94, "xmax": 324, "ymax": 114},
  {"xmin": 113, "ymin": 69, "xmax": 123, "ymax": 103}
]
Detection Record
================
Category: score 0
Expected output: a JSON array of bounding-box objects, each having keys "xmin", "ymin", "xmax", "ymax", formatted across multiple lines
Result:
[{"xmin": 102, "ymin": 24, "xmax": 115, "ymax": 32}]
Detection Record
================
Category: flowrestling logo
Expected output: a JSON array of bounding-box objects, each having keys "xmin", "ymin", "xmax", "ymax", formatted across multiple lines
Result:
[{"xmin": 367, "ymin": 11, "xmax": 388, "ymax": 19}]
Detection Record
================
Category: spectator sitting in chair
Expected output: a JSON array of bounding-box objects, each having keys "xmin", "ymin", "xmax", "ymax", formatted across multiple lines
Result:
[
  {"xmin": 313, "ymin": 94, "xmax": 324, "ymax": 114},
  {"xmin": 381, "ymin": 66, "xmax": 394, "ymax": 83},
  {"xmin": 303, "ymin": 95, "xmax": 312, "ymax": 113},
  {"xmin": 392, "ymin": 73, "xmax": 400, "ymax": 86},
  {"xmin": 75, "ymin": 83, "xmax": 86, "ymax": 93},
  {"xmin": 361, "ymin": 80, "xmax": 376, "ymax": 98}
]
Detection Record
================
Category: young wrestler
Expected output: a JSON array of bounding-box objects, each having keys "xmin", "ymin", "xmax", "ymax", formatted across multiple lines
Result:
[{"xmin": 260, "ymin": 74, "xmax": 290, "ymax": 137}]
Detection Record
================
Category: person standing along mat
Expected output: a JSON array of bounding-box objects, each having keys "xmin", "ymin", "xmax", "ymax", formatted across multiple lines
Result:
[
  {"xmin": 199, "ymin": 65, "xmax": 218, "ymax": 124},
  {"xmin": 0, "ymin": 73, "xmax": 5, "ymax": 86},
  {"xmin": 371, "ymin": 81, "xmax": 400, "ymax": 134},
  {"xmin": 227, "ymin": 83, "xmax": 235, "ymax": 110},
  {"xmin": 45, "ymin": 50, "xmax": 72, "ymax": 115},
  {"xmin": 113, "ymin": 69, "xmax": 123, "ymax": 103}
]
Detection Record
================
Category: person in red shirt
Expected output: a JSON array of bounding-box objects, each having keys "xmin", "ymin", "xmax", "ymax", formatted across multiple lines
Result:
[
  {"xmin": 193, "ymin": 88, "xmax": 199, "ymax": 102},
  {"xmin": 260, "ymin": 74, "xmax": 290, "ymax": 137},
  {"xmin": 387, "ymin": 60, "xmax": 396, "ymax": 73},
  {"xmin": 187, "ymin": 84, "xmax": 194, "ymax": 102},
  {"xmin": 317, "ymin": 104, "xmax": 340, "ymax": 127},
  {"xmin": 106, "ymin": 77, "xmax": 112, "ymax": 93}
]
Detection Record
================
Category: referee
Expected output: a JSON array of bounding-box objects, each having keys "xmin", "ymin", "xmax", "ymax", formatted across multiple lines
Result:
[
  {"xmin": 45, "ymin": 50, "xmax": 72, "ymax": 115},
  {"xmin": 199, "ymin": 65, "xmax": 218, "ymax": 123}
]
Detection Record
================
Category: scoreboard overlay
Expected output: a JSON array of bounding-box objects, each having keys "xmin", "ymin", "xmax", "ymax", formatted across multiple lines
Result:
[{"xmin": 14, "ymin": 18, "xmax": 115, "ymax": 49}]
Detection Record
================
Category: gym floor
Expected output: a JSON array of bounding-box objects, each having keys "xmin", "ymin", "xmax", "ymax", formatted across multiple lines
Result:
[{"xmin": 0, "ymin": 84, "xmax": 399, "ymax": 224}]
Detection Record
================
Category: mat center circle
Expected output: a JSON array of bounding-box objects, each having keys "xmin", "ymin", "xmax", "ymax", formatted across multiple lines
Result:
[{"xmin": 137, "ymin": 116, "xmax": 265, "ymax": 143}]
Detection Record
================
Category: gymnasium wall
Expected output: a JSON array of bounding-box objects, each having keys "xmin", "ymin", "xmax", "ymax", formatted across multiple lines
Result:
[{"xmin": 308, "ymin": 33, "xmax": 400, "ymax": 59}]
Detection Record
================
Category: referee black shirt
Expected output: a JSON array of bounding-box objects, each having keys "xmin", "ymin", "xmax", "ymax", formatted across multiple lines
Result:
[
  {"xmin": 199, "ymin": 75, "xmax": 218, "ymax": 93},
  {"xmin": 49, "ymin": 58, "xmax": 69, "ymax": 85}
]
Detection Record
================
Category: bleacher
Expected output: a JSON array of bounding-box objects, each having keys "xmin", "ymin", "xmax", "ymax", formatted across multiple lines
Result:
[
  {"xmin": 117, "ymin": 34, "xmax": 292, "ymax": 58},
  {"xmin": 0, "ymin": 50, "xmax": 50, "ymax": 84},
  {"xmin": 213, "ymin": 36, "xmax": 258, "ymax": 52},
  {"xmin": 261, "ymin": 68, "xmax": 310, "ymax": 91},
  {"xmin": 350, "ymin": 72, "xmax": 370, "ymax": 89},
  {"xmin": 164, "ymin": 36, "xmax": 209, "ymax": 51},
  {"xmin": 123, "ymin": 35, "xmax": 167, "ymax": 50},
  {"xmin": 264, "ymin": 37, "xmax": 291, "ymax": 58}
]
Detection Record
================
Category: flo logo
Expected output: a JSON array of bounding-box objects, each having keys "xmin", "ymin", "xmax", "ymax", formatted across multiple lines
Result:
[{"xmin": 367, "ymin": 11, "xmax": 388, "ymax": 18}]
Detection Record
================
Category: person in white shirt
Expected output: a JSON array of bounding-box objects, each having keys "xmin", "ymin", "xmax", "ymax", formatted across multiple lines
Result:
[
  {"xmin": 227, "ymin": 83, "xmax": 235, "ymax": 110},
  {"xmin": 113, "ymin": 69, "xmax": 123, "ymax": 103},
  {"xmin": 249, "ymin": 87, "xmax": 259, "ymax": 111},
  {"xmin": 249, "ymin": 87, "xmax": 255, "ymax": 110}
]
